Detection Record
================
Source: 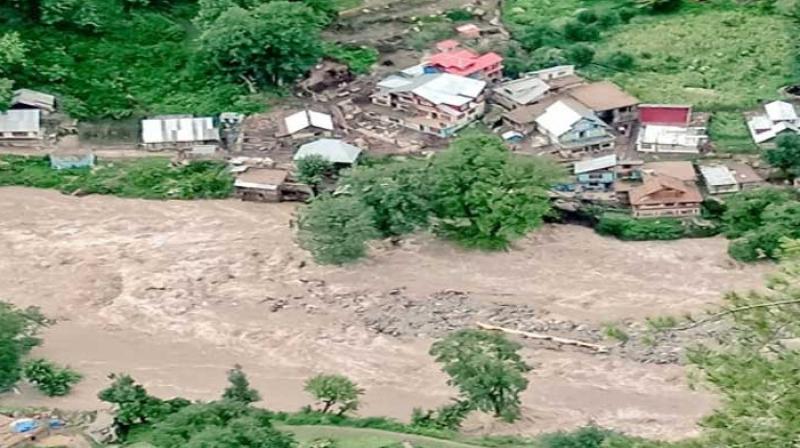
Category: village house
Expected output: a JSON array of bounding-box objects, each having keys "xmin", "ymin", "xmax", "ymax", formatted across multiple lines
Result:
[
  {"xmin": 492, "ymin": 65, "xmax": 583, "ymax": 110},
  {"xmin": 636, "ymin": 105, "xmax": 709, "ymax": 154},
  {"xmin": 424, "ymin": 40, "xmax": 503, "ymax": 82},
  {"xmin": 699, "ymin": 162, "xmax": 766, "ymax": 195},
  {"xmin": 372, "ymin": 71, "xmax": 487, "ymax": 137},
  {"xmin": 746, "ymin": 100, "xmax": 800, "ymax": 146},
  {"xmin": 566, "ymin": 81, "xmax": 639, "ymax": 134},
  {"xmin": 0, "ymin": 109, "xmax": 41, "ymax": 140},
  {"xmin": 629, "ymin": 174, "xmax": 703, "ymax": 218},
  {"xmin": 282, "ymin": 110, "xmax": 334, "ymax": 137},
  {"xmin": 294, "ymin": 138, "xmax": 362, "ymax": 165},
  {"xmin": 141, "ymin": 115, "xmax": 220, "ymax": 150},
  {"xmin": 534, "ymin": 98, "xmax": 616, "ymax": 153},
  {"xmin": 234, "ymin": 168, "xmax": 289, "ymax": 203},
  {"xmin": 574, "ymin": 154, "xmax": 617, "ymax": 192},
  {"xmin": 615, "ymin": 160, "xmax": 696, "ymax": 203},
  {"xmin": 10, "ymin": 89, "xmax": 56, "ymax": 115},
  {"xmin": 501, "ymin": 96, "xmax": 559, "ymax": 135}
]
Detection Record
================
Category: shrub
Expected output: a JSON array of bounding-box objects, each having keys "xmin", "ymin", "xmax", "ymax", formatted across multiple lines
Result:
[
  {"xmin": 566, "ymin": 43, "xmax": 595, "ymax": 66},
  {"xmin": 603, "ymin": 50, "xmax": 636, "ymax": 70},
  {"xmin": 596, "ymin": 10, "xmax": 621, "ymax": 28},
  {"xmin": 617, "ymin": 6, "xmax": 638, "ymax": 23},
  {"xmin": 323, "ymin": 43, "xmax": 379, "ymax": 75},
  {"xmin": 575, "ymin": 9, "xmax": 598, "ymax": 24},
  {"xmin": 304, "ymin": 374, "xmax": 363, "ymax": 416},
  {"xmin": 517, "ymin": 24, "xmax": 563, "ymax": 51},
  {"xmin": 444, "ymin": 8, "xmax": 473, "ymax": 22},
  {"xmin": 564, "ymin": 20, "xmax": 601, "ymax": 42},
  {"xmin": 23, "ymin": 359, "xmax": 82, "ymax": 397},
  {"xmin": 296, "ymin": 154, "xmax": 333, "ymax": 191},
  {"xmin": 595, "ymin": 213, "xmax": 684, "ymax": 241}
]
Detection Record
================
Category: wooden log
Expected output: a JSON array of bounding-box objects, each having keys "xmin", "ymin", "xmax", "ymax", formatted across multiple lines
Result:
[{"xmin": 476, "ymin": 322, "xmax": 608, "ymax": 353}]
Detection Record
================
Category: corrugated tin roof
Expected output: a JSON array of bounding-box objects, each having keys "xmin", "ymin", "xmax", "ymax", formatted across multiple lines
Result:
[
  {"xmin": 765, "ymin": 101, "xmax": 797, "ymax": 122},
  {"xmin": 535, "ymin": 99, "xmax": 595, "ymax": 137},
  {"xmin": 700, "ymin": 165, "xmax": 737, "ymax": 187},
  {"xmin": 141, "ymin": 117, "xmax": 219, "ymax": 144},
  {"xmin": 574, "ymin": 154, "xmax": 617, "ymax": 174},
  {"xmin": 378, "ymin": 73, "xmax": 486, "ymax": 107},
  {"xmin": 639, "ymin": 124, "xmax": 705, "ymax": 147},
  {"xmin": 294, "ymin": 138, "xmax": 362, "ymax": 164},
  {"xmin": 494, "ymin": 77, "xmax": 550, "ymax": 106},
  {"xmin": 0, "ymin": 109, "xmax": 40, "ymax": 133},
  {"xmin": 12, "ymin": 89, "xmax": 55, "ymax": 112},
  {"xmin": 285, "ymin": 110, "xmax": 334, "ymax": 134}
]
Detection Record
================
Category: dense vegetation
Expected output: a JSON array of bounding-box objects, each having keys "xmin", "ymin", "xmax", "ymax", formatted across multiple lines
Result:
[
  {"xmin": 0, "ymin": 155, "xmax": 234, "ymax": 199},
  {"xmin": 595, "ymin": 213, "xmax": 718, "ymax": 241},
  {"xmin": 0, "ymin": 302, "xmax": 45, "ymax": 392},
  {"xmin": 0, "ymin": 0, "xmax": 373, "ymax": 119},
  {"xmin": 298, "ymin": 134, "xmax": 563, "ymax": 264},
  {"xmin": 502, "ymin": 0, "xmax": 797, "ymax": 152}
]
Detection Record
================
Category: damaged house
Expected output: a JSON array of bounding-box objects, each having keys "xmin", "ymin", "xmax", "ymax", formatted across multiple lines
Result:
[
  {"xmin": 0, "ymin": 109, "xmax": 41, "ymax": 141},
  {"xmin": 282, "ymin": 110, "xmax": 334, "ymax": 137},
  {"xmin": 493, "ymin": 65, "xmax": 583, "ymax": 110},
  {"xmin": 636, "ymin": 105, "xmax": 709, "ymax": 154},
  {"xmin": 534, "ymin": 99, "xmax": 616, "ymax": 153},
  {"xmin": 746, "ymin": 100, "xmax": 800, "ymax": 146},
  {"xmin": 372, "ymin": 71, "xmax": 487, "ymax": 138}
]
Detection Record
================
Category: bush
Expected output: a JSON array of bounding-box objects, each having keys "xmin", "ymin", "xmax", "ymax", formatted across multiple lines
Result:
[
  {"xmin": 596, "ymin": 10, "xmax": 621, "ymax": 28},
  {"xmin": 565, "ymin": 43, "xmax": 595, "ymax": 66},
  {"xmin": 444, "ymin": 8, "xmax": 473, "ymax": 22},
  {"xmin": 595, "ymin": 213, "xmax": 685, "ymax": 241},
  {"xmin": 603, "ymin": 50, "xmax": 635, "ymax": 70},
  {"xmin": 564, "ymin": 20, "xmax": 601, "ymax": 42},
  {"xmin": 575, "ymin": 9, "xmax": 598, "ymax": 24},
  {"xmin": 323, "ymin": 43, "xmax": 379, "ymax": 75},
  {"xmin": 296, "ymin": 155, "xmax": 333, "ymax": 191},
  {"xmin": 22, "ymin": 359, "xmax": 81, "ymax": 397}
]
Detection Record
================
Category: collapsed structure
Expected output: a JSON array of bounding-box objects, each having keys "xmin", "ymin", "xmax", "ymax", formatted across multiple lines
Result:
[{"xmin": 746, "ymin": 100, "xmax": 800, "ymax": 146}]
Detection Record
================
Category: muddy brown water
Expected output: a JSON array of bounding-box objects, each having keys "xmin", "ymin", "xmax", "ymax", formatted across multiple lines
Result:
[{"xmin": 0, "ymin": 188, "xmax": 771, "ymax": 440}]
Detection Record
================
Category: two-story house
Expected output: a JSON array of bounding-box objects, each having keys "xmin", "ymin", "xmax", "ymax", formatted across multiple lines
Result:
[
  {"xmin": 567, "ymin": 81, "xmax": 639, "ymax": 135},
  {"xmin": 574, "ymin": 154, "xmax": 617, "ymax": 192},
  {"xmin": 636, "ymin": 104, "xmax": 709, "ymax": 154},
  {"xmin": 372, "ymin": 72, "xmax": 487, "ymax": 137},
  {"xmin": 534, "ymin": 99, "xmax": 616, "ymax": 153},
  {"xmin": 629, "ymin": 174, "xmax": 703, "ymax": 218},
  {"xmin": 425, "ymin": 41, "xmax": 503, "ymax": 82}
]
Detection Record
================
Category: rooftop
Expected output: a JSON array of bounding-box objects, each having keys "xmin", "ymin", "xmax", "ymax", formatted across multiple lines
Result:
[
  {"xmin": 567, "ymin": 81, "xmax": 639, "ymax": 112},
  {"xmin": 284, "ymin": 110, "xmax": 334, "ymax": 135},
  {"xmin": 574, "ymin": 154, "xmax": 617, "ymax": 174},
  {"xmin": 629, "ymin": 175, "xmax": 703, "ymax": 206},
  {"xmin": 765, "ymin": 100, "xmax": 798, "ymax": 122},
  {"xmin": 699, "ymin": 165, "xmax": 738, "ymax": 187},
  {"xmin": 427, "ymin": 49, "xmax": 503, "ymax": 76},
  {"xmin": 12, "ymin": 89, "xmax": 56, "ymax": 112},
  {"xmin": 235, "ymin": 168, "xmax": 289, "ymax": 188},
  {"xmin": 638, "ymin": 124, "xmax": 706, "ymax": 147},
  {"xmin": 639, "ymin": 104, "xmax": 692, "ymax": 126},
  {"xmin": 536, "ymin": 98, "xmax": 599, "ymax": 137},
  {"xmin": 503, "ymin": 95, "xmax": 560, "ymax": 125},
  {"xmin": 295, "ymin": 138, "xmax": 362, "ymax": 164},
  {"xmin": 641, "ymin": 161, "xmax": 697, "ymax": 182},
  {"xmin": 141, "ymin": 116, "xmax": 219, "ymax": 144},
  {"xmin": 377, "ymin": 72, "xmax": 486, "ymax": 108},
  {"xmin": 493, "ymin": 76, "xmax": 550, "ymax": 106}
]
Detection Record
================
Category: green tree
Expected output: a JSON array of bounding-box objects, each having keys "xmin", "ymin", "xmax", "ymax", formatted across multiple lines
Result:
[
  {"xmin": 563, "ymin": 20, "xmax": 600, "ymax": 42},
  {"xmin": 722, "ymin": 188, "xmax": 795, "ymax": 238},
  {"xmin": 98, "ymin": 373, "xmax": 188, "ymax": 437},
  {"xmin": 0, "ymin": 302, "xmax": 45, "ymax": 392},
  {"xmin": 429, "ymin": 329, "xmax": 530, "ymax": 422},
  {"xmin": 222, "ymin": 364, "xmax": 261, "ymax": 404},
  {"xmin": 296, "ymin": 154, "xmax": 333, "ymax": 192},
  {"xmin": 340, "ymin": 160, "xmax": 431, "ymax": 237},
  {"xmin": 22, "ymin": 358, "xmax": 81, "ymax": 397},
  {"xmin": 603, "ymin": 51, "xmax": 635, "ymax": 70},
  {"xmin": 146, "ymin": 401, "xmax": 294, "ymax": 448},
  {"xmin": 0, "ymin": 32, "xmax": 27, "ymax": 110},
  {"xmin": 199, "ymin": 1, "xmax": 324, "ymax": 87},
  {"xmin": 304, "ymin": 373, "xmax": 363, "ymax": 415},
  {"xmin": 728, "ymin": 201, "xmax": 800, "ymax": 262},
  {"xmin": 764, "ymin": 134, "xmax": 800, "ymax": 179},
  {"xmin": 429, "ymin": 133, "xmax": 562, "ymax": 250},
  {"xmin": 565, "ymin": 43, "xmax": 595, "ymax": 67},
  {"xmin": 687, "ymin": 239, "xmax": 800, "ymax": 447},
  {"xmin": 297, "ymin": 195, "xmax": 379, "ymax": 264},
  {"xmin": 195, "ymin": 0, "xmax": 239, "ymax": 29}
]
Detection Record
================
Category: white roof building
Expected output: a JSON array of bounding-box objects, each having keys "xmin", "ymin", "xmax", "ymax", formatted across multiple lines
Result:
[
  {"xmin": 535, "ymin": 100, "xmax": 591, "ymax": 137},
  {"xmin": 141, "ymin": 116, "xmax": 220, "ymax": 145},
  {"xmin": 638, "ymin": 125, "xmax": 707, "ymax": 148},
  {"xmin": 574, "ymin": 154, "xmax": 617, "ymax": 174},
  {"xmin": 493, "ymin": 77, "xmax": 550, "ymax": 107},
  {"xmin": 377, "ymin": 73, "xmax": 486, "ymax": 108},
  {"xmin": 699, "ymin": 165, "xmax": 737, "ymax": 188},
  {"xmin": 747, "ymin": 101, "xmax": 800, "ymax": 144},
  {"xmin": 284, "ymin": 110, "xmax": 334, "ymax": 135},
  {"xmin": 294, "ymin": 138, "xmax": 362, "ymax": 164},
  {"xmin": 0, "ymin": 109, "xmax": 40, "ymax": 137}
]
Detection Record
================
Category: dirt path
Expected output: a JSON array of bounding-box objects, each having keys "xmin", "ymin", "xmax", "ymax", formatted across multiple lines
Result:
[{"xmin": 0, "ymin": 188, "xmax": 770, "ymax": 440}]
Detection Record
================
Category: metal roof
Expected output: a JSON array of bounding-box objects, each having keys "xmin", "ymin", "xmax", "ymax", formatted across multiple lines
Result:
[
  {"xmin": 639, "ymin": 124, "xmax": 705, "ymax": 147},
  {"xmin": 765, "ymin": 101, "xmax": 797, "ymax": 122},
  {"xmin": 535, "ymin": 99, "xmax": 596, "ymax": 137},
  {"xmin": 12, "ymin": 89, "xmax": 55, "ymax": 112},
  {"xmin": 493, "ymin": 77, "xmax": 550, "ymax": 106},
  {"xmin": 285, "ymin": 110, "xmax": 334, "ymax": 134},
  {"xmin": 699, "ymin": 165, "xmax": 737, "ymax": 187},
  {"xmin": 294, "ymin": 138, "xmax": 362, "ymax": 164},
  {"xmin": 378, "ymin": 73, "xmax": 486, "ymax": 107},
  {"xmin": 574, "ymin": 154, "xmax": 617, "ymax": 174},
  {"xmin": 0, "ymin": 109, "xmax": 40, "ymax": 133},
  {"xmin": 141, "ymin": 117, "xmax": 219, "ymax": 144}
]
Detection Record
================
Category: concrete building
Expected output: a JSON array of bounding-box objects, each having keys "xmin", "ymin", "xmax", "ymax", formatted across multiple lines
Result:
[
  {"xmin": 567, "ymin": 81, "xmax": 639, "ymax": 133},
  {"xmin": 372, "ymin": 71, "xmax": 487, "ymax": 137},
  {"xmin": 699, "ymin": 163, "xmax": 766, "ymax": 194},
  {"xmin": 425, "ymin": 41, "xmax": 503, "ymax": 82},
  {"xmin": 234, "ymin": 168, "xmax": 289, "ymax": 202},
  {"xmin": 294, "ymin": 138, "xmax": 362, "ymax": 165},
  {"xmin": 534, "ymin": 99, "xmax": 615, "ymax": 153},
  {"xmin": 574, "ymin": 154, "xmax": 617, "ymax": 192},
  {"xmin": 636, "ymin": 105, "xmax": 708, "ymax": 154},
  {"xmin": 0, "ymin": 109, "xmax": 41, "ymax": 140},
  {"xmin": 141, "ymin": 116, "xmax": 220, "ymax": 149}
]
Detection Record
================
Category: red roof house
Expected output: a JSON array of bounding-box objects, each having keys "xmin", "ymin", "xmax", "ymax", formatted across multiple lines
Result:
[
  {"xmin": 639, "ymin": 104, "xmax": 691, "ymax": 127},
  {"xmin": 427, "ymin": 42, "xmax": 503, "ymax": 82}
]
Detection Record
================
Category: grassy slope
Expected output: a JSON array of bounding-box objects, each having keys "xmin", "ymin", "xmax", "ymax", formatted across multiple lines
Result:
[
  {"xmin": 281, "ymin": 425, "xmax": 483, "ymax": 448},
  {"xmin": 503, "ymin": 0, "xmax": 796, "ymax": 153}
]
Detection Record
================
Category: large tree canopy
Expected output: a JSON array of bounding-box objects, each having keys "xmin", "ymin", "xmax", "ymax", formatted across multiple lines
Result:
[
  {"xmin": 199, "ymin": 1, "xmax": 324, "ymax": 86},
  {"xmin": 429, "ymin": 134, "xmax": 562, "ymax": 250},
  {"xmin": 0, "ymin": 302, "xmax": 44, "ymax": 392}
]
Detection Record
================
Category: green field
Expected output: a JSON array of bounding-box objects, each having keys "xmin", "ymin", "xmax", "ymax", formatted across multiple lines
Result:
[
  {"xmin": 282, "ymin": 425, "xmax": 482, "ymax": 448},
  {"xmin": 503, "ymin": 0, "xmax": 797, "ymax": 152}
]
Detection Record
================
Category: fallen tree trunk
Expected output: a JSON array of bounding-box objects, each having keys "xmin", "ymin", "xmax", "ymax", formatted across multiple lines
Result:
[{"xmin": 476, "ymin": 322, "xmax": 608, "ymax": 353}]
